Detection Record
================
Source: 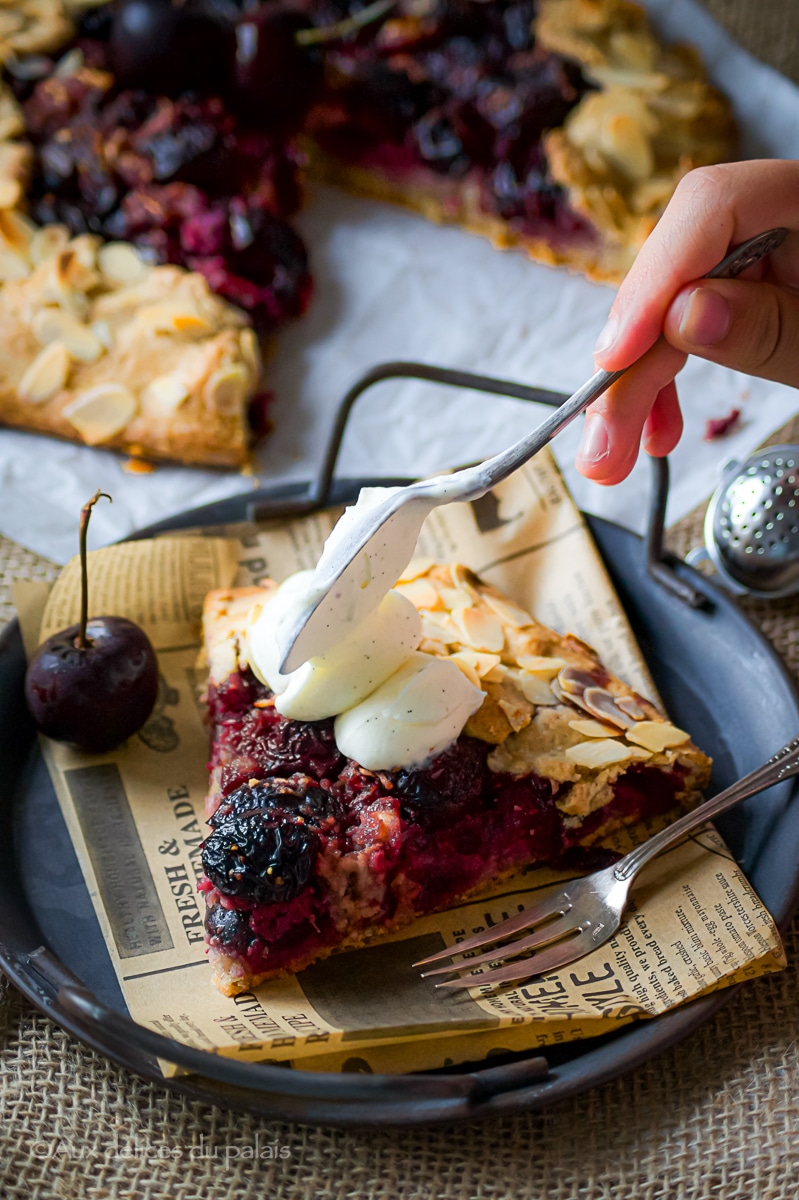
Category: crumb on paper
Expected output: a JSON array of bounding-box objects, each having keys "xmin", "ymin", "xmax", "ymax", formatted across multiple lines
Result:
[
  {"xmin": 704, "ymin": 408, "xmax": 741, "ymax": 441},
  {"xmin": 122, "ymin": 456, "xmax": 156, "ymax": 475}
]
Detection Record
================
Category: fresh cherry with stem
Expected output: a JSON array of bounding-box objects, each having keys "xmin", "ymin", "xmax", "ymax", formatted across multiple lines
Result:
[{"xmin": 24, "ymin": 491, "xmax": 160, "ymax": 753}]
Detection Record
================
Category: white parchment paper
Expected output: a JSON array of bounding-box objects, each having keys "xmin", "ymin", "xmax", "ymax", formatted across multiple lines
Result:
[{"xmin": 2, "ymin": 0, "xmax": 798, "ymax": 564}]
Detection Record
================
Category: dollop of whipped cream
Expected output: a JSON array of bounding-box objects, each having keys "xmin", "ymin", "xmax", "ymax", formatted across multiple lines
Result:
[
  {"xmin": 247, "ymin": 570, "xmax": 484, "ymax": 768},
  {"xmin": 334, "ymin": 652, "xmax": 484, "ymax": 772}
]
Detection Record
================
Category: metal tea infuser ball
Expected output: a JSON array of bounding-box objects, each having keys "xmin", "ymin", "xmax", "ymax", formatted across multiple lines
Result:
[{"xmin": 689, "ymin": 445, "xmax": 799, "ymax": 598}]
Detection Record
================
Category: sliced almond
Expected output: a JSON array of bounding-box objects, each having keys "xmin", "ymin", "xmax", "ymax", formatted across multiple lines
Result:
[
  {"xmin": 516, "ymin": 654, "xmax": 566, "ymax": 679},
  {"xmin": 480, "ymin": 590, "xmax": 535, "ymax": 629},
  {"xmin": 616, "ymin": 695, "xmax": 646, "ymax": 720},
  {"xmin": 17, "ymin": 341, "xmax": 70, "ymax": 404},
  {"xmin": 397, "ymin": 556, "xmax": 436, "ymax": 584},
  {"xmin": 137, "ymin": 303, "xmax": 215, "ymax": 338},
  {"xmin": 40, "ymin": 251, "xmax": 88, "ymax": 318},
  {"xmin": 419, "ymin": 637, "xmax": 448, "ymax": 658},
  {"xmin": 70, "ymin": 235, "xmax": 102, "ymax": 271},
  {"xmin": 62, "ymin": 383, "xmax": 137, "ymax": 445},
  {"xmin": 518, "ymin": 673, "xmax": 557, "ymax": 706},
  {"xmin": 437, "ymin": 584, "xmax": 472, "ymax": 612},
  {"xmin": 449, "ymin": 649, "xmax": 502, "ymax": 678},
  {"xmin": 558, "ymin": 664, "xmax": 602, "ymax": 697},
  {"xmin": 0, "ymin": 207, "xmax": 33, "ymax": 256},
  {"xmin": 450, "ymin": 605, "xmax": 505, "ymax": 653},
  {"xmin": 497, "ymin": 695, "xmax": 534, "ymax": 733},
  {"xmin": 91, "ymin": 320, "xmax": 113, "ymax": 350},
  {"xmin": 581, "ymin": 686, "xmax": 634, "ymax": 729},
  {"xmin": 29, "ymin": 224, "xmax": 70, "ymax": 267},
  {"xmin": 568, "ymin": 718, "xmax": 623, "ymax": 739},
  {"xmin": 0, "ymin": 178, "xmax": 21, "ymax": 210},
  {"xmin": 448, "ymin": 567, "xmax": 481, "ymax": 607},
  {"xmin": 54, "ymin": 238, "xmax": 101, "ymax": 293},
  {"xmin": 0, "ymin": 246, "xmax": 30, "ymax": 281},
  {"xmin": 589, "ymin": 66, "xmax": 668, "ymax": 90},
  {"xmin": 143, "ymin": 372, "xmax": 190, "ymax": 416},
  {"xmin": 238, "ymin": 327, "xmax": 262, "ymax": 379},
  {"xmin": 625, "ymin": 721, "xmax": 690, "ymax": 753},
  {"xmin": 31, "ymin": 309, "xmax": 105, "ymax": 363},
  {"xmin": 450, "ymin": 562, "xmax": 479, "ymax": 595},
  {"xmin": 625, "ymin": 746, "xmax": 653, "ymax": 761},
  {"xmin": 564, "ymin": 739, "xmax": 633, "ymax": 770},
  {"xmin": 608, "ymin": 29, "xmax": 659, "ymax": 71},
  {"xmin": 419, "ymin": 612, "xmax": 459, "ymax": 644},
  {"xmin": 599, "ymin": 112, "xmax": 654, "ymax": 182},
  {"xmin": 393, "ymin": 577, "xmax": 441, "ymax": 611},
  {"xmin": 203, "ymin": 363, "xmax": 250, "ymax": 414},
  {"xmin": 53, "ymin": 47, "xmax": 84, "ymax": 78},
  {"xmin": 0, "ymin": 87, "xmax": 24, "ymax": 142},
  {"xmin": 98, "ymin": 241, "xmax": 152, "ymax": 287},
  {"xmin": 450, "ymin": 657, "xmax": 481, "ymax": 690}
]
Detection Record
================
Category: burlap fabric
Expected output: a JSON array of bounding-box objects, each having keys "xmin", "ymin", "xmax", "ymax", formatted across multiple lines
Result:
[{"xmin": 3, "ymin": 4, "xmax": 799, "ymax": 1195}]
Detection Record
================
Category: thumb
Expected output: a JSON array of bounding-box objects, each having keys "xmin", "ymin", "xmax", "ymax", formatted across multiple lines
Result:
[{"xmin": 664, "ymin": 278, "xmax": 799, "ymax": 387}]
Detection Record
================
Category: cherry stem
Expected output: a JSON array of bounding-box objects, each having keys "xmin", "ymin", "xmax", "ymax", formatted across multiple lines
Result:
[
  {"xmin": 296, "ymin": 0, "xmax": 397, "ymax": 46},
  {"xmin": 78, "ymin": 490, "xmax": 112, "ymax": 650}
]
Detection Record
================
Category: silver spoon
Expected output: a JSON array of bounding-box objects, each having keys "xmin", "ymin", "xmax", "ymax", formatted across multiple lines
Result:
[{"xmin": 276, "ymin": 227, "xmax": 788, "ymax": 674}]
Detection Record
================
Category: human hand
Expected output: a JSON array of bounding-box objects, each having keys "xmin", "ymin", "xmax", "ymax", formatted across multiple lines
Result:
[{"xmin": 575, "ymin": 159, "xmax": 799, "ymax": 485}]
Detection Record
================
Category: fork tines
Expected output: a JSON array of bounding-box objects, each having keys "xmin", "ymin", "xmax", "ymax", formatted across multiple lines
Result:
[{"xmin": 412, "ymin": 884, "xmax": 581, "ymax": 990}]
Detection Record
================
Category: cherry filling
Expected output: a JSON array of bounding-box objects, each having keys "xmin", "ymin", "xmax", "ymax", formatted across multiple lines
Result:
[
  {"xmin": 201, "ymin": 669, "xmax": 687, "ymax": 977},
  {"xmin": 18, "ymin": 40, "xmax": 312, "ymax": 335},
  {"xmin": 303, "ymin": 0, "xmax": 595, "ymax": 244}
]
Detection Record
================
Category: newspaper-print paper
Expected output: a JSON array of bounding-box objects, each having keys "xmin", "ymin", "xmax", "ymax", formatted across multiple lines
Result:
[{"xmin": 23, "ymin": 451, "xmax": 785, "ymax": 1076}]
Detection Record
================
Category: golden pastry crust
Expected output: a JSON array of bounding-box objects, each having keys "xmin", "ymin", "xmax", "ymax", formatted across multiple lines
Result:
[
  {"xmin": 201, "ymin": 563, "xmax": 711, "ymax": 994},
  {"xmin": 0, "ymin": 217, "xmax": 261, "ymax": 465}
]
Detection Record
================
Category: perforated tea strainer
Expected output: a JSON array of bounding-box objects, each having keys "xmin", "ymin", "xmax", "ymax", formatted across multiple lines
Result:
[{"xmin": 688, "ymin": 446, "xmax": 799, "ymax": 598}]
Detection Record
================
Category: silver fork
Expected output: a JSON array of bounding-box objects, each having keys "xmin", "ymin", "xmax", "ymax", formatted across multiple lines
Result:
[{"xmin": 414, "ymin": 734, "xmax": 799, "ymax": 990}]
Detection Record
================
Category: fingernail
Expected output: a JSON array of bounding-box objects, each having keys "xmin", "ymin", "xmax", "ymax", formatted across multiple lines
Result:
[
  {"xmin": 577, "ymin": 414, "xmax": 610, "ymax": 465},
  {"xmin": 593, "ymin": 312, "xmax": 620, "ymax": 358},
  {"xmin": 674, "ymin": 287, "xmax": 731, "ymax": 347}
]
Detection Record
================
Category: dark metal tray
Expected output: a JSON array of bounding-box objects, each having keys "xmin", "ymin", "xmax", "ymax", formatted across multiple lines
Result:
[{"xmin": 2, "ymin": 364, "xmax": 798, "ymax": 1127}]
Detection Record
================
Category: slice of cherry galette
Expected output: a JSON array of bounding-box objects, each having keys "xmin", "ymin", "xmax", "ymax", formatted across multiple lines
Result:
[{"xmin": 198, "ymin": 561, "xmax": 711, "ymax": 995}]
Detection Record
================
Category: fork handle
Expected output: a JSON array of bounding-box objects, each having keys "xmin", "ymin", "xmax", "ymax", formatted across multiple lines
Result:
[{"xmin": 612, "ymin": 733, "xmax": 799, "ymax": 882}]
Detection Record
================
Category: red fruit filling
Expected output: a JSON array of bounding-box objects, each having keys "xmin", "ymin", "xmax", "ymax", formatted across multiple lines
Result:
[
  {"xmin": 19, "ymin": 47, "xmax": 312, "ymax": 335},
  {"xmin": 301, "ymin": 0, "xmax": 596, "ymax": 246},
  {"xmin": 201, "ymin": 668, "xmax": 686, "ymax": 979}
]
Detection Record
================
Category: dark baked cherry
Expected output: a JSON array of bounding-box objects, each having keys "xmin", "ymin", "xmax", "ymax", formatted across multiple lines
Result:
[
  {"xmin": 202, "ymin": 813, "xmax": 318, "ymax": 904},
  {"xmin": 230, "ymin": 5, "xmax": 323, "ymax": 126},
  {"xmin": 205, "ymin": 903, "xmax": 253, "ymax": 954},
  {"xmin": 231, "ymin": 709, "xmax": 343, "ymax": 782},
  {"xmin": 23, "ymin": 492, "xmax": 159, "ymax": 753},
  {"xmin": 413, "ymin": 101, "xmax": 493, "ymax": 175},
  {"xmin": 108, "ymin": 0, "xmax": 228, "ymax": 95},
  {"xmin": 391, "ymin": 736, "xmax": 489, "ymax": 827},
  {"xmin": 210, "ymin": 775, "xmax": 342, "ymax": 829}
]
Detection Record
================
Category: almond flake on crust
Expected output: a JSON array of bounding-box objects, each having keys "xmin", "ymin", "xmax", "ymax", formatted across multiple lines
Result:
[
  {"xmin": 0, "ymin": 226, "xmax": 262, "ymax": 465},
  {"xmin": 0, "ymin": 0, "xmax": 74, "ymax": 63}
]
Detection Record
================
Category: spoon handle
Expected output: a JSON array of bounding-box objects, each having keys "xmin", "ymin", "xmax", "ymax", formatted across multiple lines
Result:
[{"xmin": 463, "ymin": 227, "xmax": 788, "ymax": 499}]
